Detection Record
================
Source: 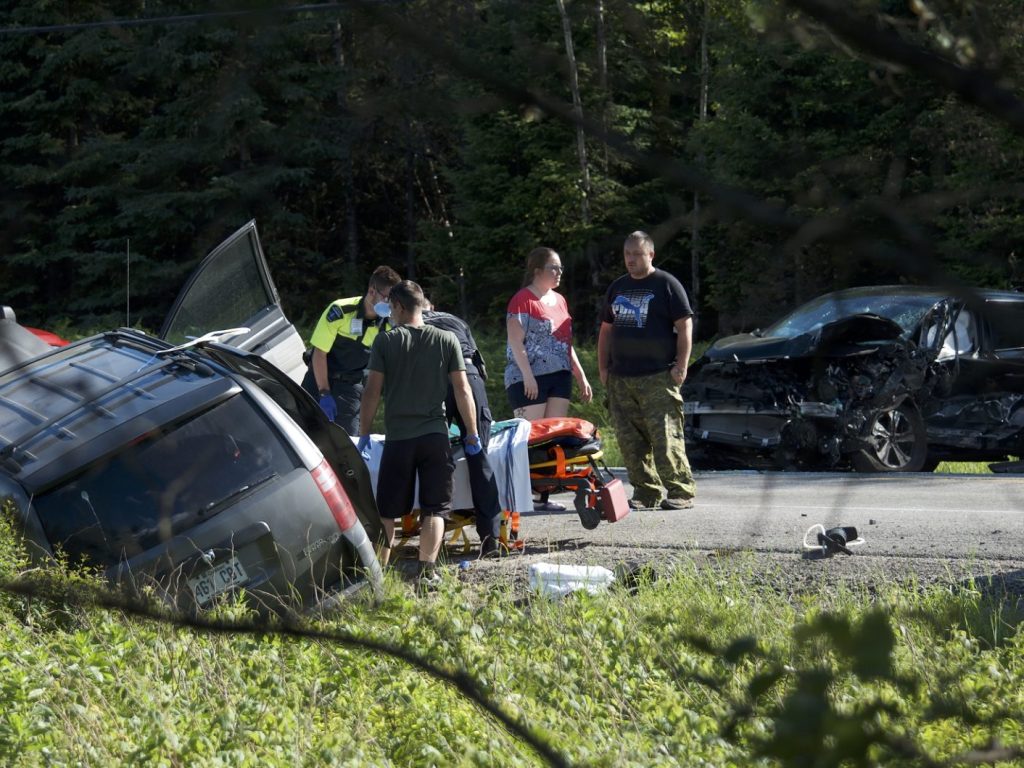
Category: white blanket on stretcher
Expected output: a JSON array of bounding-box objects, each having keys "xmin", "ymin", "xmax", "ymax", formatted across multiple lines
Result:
[{"xmin": 354, "ymin": 418, "xmax": 533, "ymax": 514}]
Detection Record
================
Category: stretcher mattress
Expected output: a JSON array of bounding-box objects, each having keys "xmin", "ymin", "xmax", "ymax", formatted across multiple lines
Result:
[{"xmin": 354, "ymin": 417, "xmax": 534, "ymax": 515}]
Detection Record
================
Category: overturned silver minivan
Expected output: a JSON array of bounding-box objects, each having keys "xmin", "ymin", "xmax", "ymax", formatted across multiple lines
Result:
[{"xmin": 0, "ymin": 222, "xmax": 383, "ymax": 612}]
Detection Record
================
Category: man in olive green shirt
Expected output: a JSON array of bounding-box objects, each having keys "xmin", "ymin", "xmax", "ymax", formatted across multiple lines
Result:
[{"xmin": 358, "ymin": 280, "xmax": 481, "ymax": 586}]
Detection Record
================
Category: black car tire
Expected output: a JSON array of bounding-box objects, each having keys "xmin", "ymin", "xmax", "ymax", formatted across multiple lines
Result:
[{"xmin": 851, "ymin": 403, "xmax": 928, "ymax": 473}]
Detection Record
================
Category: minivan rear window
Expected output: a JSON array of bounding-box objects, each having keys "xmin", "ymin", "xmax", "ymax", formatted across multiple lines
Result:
[{"xmin": 33, "ymin": 394, "xmax": 299, "ymax": 567}]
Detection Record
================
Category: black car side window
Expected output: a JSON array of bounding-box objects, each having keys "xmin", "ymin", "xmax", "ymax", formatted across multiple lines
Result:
[
  {"xmin": 32, "ymin": 395, "xmax": 300, "ymax": 568},
  {"xmin": 985, "ymin": 301, "xmax": 1024, "ymax": 356}
]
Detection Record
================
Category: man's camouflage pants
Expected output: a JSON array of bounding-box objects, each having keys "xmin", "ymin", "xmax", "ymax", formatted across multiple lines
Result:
[{"xmin": 606, "ymin": 370, "xmax": 696, "ymax": 505}]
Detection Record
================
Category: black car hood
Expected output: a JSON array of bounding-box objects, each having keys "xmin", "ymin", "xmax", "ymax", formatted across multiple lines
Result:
[{"xmin": 704, "ymin": 314, "xmax": 905, "ymax": 363}]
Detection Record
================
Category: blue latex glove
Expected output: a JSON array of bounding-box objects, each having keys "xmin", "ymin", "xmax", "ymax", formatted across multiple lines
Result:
[
  {"xmin": 356, "ymin": 435, "xmax": 371, "ymax": 459},
  {"xmin": 464, "ymin": 434, "xmax": 482, "ymax": 456},
  {"xmin": 318, "ymin": 393, "xmax": 337, "ymax": 423}
]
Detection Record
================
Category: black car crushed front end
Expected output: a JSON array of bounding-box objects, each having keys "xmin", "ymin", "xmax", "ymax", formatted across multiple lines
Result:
[
  {"xmin": 685, "ymin": 285, "xmax": 1024, "ymax": 472},
  {"xmin": 684, "ymin": 312, "xmax": 934, "ymax": 471}
]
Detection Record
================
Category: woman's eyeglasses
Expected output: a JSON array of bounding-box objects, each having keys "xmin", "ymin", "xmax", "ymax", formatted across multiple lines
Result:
[{"xmin": 546, "ymin": 265, "xmax": 564, "ymax": 273}]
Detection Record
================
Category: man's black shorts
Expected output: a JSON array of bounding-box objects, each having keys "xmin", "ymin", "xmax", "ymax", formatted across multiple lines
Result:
[
  {"xmin": 376, "ymin": 432, "xmax": 455, "ymax": 520},
  {"xmin": 505, "ymin": 369, "xmax": 572, "ymax": 410}
]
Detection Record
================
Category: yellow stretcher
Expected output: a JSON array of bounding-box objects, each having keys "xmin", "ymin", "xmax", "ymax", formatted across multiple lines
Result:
[{"xmin": 394, "ymin": 417, "xmax": 626, "ymax": 558}]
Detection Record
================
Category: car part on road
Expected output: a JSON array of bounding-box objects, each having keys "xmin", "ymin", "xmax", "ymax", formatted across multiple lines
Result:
[{"xmin": 803, "ymin": 524, "xmax": 864, "ymax": 557}]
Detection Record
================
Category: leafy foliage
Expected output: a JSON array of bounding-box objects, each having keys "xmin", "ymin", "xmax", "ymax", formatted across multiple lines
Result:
[{"xmin": 4, "ymin": 1, "xmax": 1023, "ymax": 338}]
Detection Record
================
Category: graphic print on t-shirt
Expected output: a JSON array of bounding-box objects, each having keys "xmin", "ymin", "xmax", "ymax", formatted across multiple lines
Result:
[
  {"xmin": 515, "ymin": 316, "xmax": 567, "ymax": 367},
  {"xmin": 611, "ymin": 291, "xmax": 655, "ymax": 328},
  {"xmin": 504, "ymin": 287, "xmax": 573, "ymax": 387}
]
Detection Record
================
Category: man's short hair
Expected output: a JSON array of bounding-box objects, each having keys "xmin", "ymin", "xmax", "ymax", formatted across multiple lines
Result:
[
  {"xmin": 625, "ymin": 230, "xmax": 655, "ymax": 254},
  {"xmin": 390, "ymin": 280, "xmax": 426, "ymax": 312},
  {"xmin": 369, "ymin": 265, "xmax": 401, "ymax": 294}
]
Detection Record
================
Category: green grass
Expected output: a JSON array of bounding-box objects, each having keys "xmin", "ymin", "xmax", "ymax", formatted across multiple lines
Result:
[
  {"xmin": 937, "ymin": 457, "xmax": 1020, "ymax": 474},
  {"xmin": 935, "ymin": 462, "xmax": 994, "ymax": 474},
  {"xmin": 2, "ymin": 544, "xmax": 1024, "ymax": 766}
]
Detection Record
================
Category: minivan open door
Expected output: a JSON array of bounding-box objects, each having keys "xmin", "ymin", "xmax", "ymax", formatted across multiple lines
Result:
[{"xmin": 160, "ymin": 221, "xmax": 306, "ymax": 383}]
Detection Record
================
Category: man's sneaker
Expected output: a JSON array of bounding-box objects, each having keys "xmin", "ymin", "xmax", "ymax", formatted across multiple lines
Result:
[
  {"xmin": 628, "ymin": 498, "xmax": 658, "ymax": 511},
  {"xmin": 534, "ymin": 500, "xmax": 567, "ymax": 512},
  {"xmin": 415, "ymin": 563, "xmax": 443, "ymax": 592},
  {"xmin": 660, "ymin": 497, "xmax": 694, "ymax": 510},
  {"xmin": 479, "ymin": 537, "xmax": 506, "ymax": 559}
]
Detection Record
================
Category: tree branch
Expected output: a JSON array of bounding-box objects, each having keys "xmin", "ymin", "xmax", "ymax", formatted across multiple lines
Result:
[{"xmin": 785, "ymin": 0, "xmax": 1024, "ymax": 135}]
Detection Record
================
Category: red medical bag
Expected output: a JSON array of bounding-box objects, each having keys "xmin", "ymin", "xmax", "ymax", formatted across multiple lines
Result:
[{"xmin": 598, "ymin": 478, "xmax": 630, "ymax": 523}]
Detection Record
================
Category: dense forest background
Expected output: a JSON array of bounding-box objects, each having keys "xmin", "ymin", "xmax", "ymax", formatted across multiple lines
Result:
[{"xmin": 1, "ymin": 0, "xmax": 1022, "ymax": 340}]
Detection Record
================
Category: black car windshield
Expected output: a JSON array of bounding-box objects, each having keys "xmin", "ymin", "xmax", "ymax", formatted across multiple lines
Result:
[{"xmin": 762, "ymin": 293, "xmax": 941, "ymax": 339}]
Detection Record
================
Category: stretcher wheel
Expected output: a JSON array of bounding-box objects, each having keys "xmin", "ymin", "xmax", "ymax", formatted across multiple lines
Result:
[{"xmin": 574, "ymin": 487, "xmax": 601, "ymax": 530}]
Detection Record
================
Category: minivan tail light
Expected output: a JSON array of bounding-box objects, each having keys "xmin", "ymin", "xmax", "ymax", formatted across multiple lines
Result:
[{"xmin": 311, "ymin": 459, "xmax": 356, "ymax": 532}]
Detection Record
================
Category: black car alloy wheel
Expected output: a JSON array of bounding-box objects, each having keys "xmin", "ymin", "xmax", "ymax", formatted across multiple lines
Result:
[{"xmin": 851, "ymin": 403, "xmax": 927, "ymax": 472}]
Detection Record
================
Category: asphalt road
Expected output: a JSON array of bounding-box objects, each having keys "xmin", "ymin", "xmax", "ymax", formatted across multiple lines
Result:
[{"xmin": 470, "ymin": 470, "xmax": 1024, "ymax": 594}]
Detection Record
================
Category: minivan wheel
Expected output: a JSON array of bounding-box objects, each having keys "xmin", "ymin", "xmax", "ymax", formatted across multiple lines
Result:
[{"xmin": 851, "ymin": 403, "xmax": 927, "ymax": 472}]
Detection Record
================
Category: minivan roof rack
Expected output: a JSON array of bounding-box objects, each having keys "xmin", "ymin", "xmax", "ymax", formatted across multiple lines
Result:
[{"xmin": 0, "ymin": 354, "xmax": 177, "ymax": 466}]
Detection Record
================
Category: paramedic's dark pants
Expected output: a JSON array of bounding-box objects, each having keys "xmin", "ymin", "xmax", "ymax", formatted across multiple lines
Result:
[
  {"xmin": 302, "ymin": 367, "xmax": 363, "ymax": 436},
  {"xmin": 446, "ymin": 372, "xmax": 502, "ymax": 541},
  {"xmin": 330, "ymin": 381, "xmax": 363, "ymax": 437}
]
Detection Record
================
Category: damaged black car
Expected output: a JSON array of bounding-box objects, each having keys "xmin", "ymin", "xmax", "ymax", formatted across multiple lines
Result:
[{"xmin": 684, "ymin": 286, "xmax": 1024, "ymax": 472}]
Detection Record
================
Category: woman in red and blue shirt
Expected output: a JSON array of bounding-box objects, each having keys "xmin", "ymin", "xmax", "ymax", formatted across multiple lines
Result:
[{"xmin": 505, "ymin": 246, "xmax": 593, "ymax": 419}]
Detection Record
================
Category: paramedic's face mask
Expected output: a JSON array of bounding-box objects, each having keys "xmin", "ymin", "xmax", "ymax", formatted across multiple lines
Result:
[{"xmin": 371, "ymin": 286, "xmax": 391, "ymax": 319}]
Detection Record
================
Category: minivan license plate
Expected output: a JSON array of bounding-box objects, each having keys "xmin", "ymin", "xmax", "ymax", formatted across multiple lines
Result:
[{"xmin": 189, "ymin": 557, "xmax": 248, "ymax": 606}]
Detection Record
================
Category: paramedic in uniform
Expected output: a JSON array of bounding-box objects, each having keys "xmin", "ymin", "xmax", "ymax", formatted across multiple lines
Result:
[
  {"xmin": 423, "ymin": 300, "xmax": 503, "ymax": 557},
  {"xmin": 302, "ymin": 265, "xmax": 402, "ymax": 434}
]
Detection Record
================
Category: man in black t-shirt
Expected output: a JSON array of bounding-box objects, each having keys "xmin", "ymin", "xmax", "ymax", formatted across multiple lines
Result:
[
  {"xmin": 597, "ymin": 231, "xmax": 697, "ymax": 510},
  {"xmin": 423, "ymin": 303, "xmax": 503, "ymax": 556}
]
